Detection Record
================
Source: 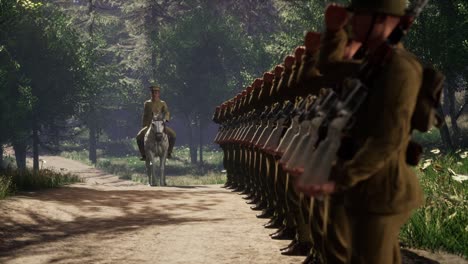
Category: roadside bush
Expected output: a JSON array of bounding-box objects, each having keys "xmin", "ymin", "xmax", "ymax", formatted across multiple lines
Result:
[{"xmin": 0, "ymin": 168, "xmax": 82, "ymax": 199}]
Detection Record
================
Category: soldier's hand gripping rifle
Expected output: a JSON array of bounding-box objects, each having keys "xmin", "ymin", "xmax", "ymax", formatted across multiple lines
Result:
[
  {"xmin": 279, "ymin": 95, "xmax": 320, "ymax": 169},
  {"xmin": 299, "ymin": 80, "xmax": 367, "ymax": 186},
  {"xmin": 232, "ymin": 112, "xmax": 249, "ymax": 144},
  {"xmin": 284, "ymin": 90, "xmax": 339, "ymax": 176},
  {"xmin": 236, "ymin": 110, "xmax": 254, "ymax": 145},
  {"xmin": 273, "ymin": 97, "xmax": 307, "ymax": 158},
  {"xmin": 227, "ymin": 118, "xmax": 243, "ymax": 145},
  {"xmin": 298, "ymin": 0, "xmax": 430, "ymax": 188},
  {"xmin": 263, "ymin": 101, "xmax": 295, "ymax": 155},
  {"xmin": 255, "ymin": 103, "xmax": 283, "ymax": 150},
  {"xmin": 248, "ymin": 106, "xmax": 270, "ymax": 149},
  {"xmin": 239, "ymin": 109, "xmax": 259, "ymax": 146}
]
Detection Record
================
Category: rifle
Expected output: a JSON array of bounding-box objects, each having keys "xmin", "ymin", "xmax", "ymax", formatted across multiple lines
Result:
[
  {"xmin": 273, "ymin": 97, "xmax": 307, "ymax": 158},
  {"xmin": 284, "ymin": 90, "xmax": 339, "ymax": 176},
  {"xmin": 299, "ymin": 0, "xmax": 430, "ymax": 186},
  {"xmin": 263, "ymin": 101, "xmax": 295, "ymax": 155}
]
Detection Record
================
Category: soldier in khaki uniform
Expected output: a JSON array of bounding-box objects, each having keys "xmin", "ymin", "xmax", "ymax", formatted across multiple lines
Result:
[
  {"xmin": 298, "ymin": 1, "xmax": 425, "ymax": 263},
  {"xmin": 315, "ymin": 5, "xmax": 361, "ymax": 264},
  {"xmin": 136, "ymin": 85, "xmax": 177, "ymax": 160}
]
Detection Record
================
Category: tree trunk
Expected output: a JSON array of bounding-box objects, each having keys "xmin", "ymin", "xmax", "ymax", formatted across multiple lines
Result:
[
  {"xmin": 32, "ymin": 118, "xmax": 39, "ymax": 173},
  {"xmin": 148, "ymin": 2, "xmax": 158, "ymax": 80},
  {"xmin": 87, "ymin": 0, "xmax": 97, "ymax": 164},
  {"xmin": 89, "ymin": 115, "xmax": 97, "ymax": 164},
  {"xmin": 446, "ymin": 78, "xmax": 460, "ymax": 142},
  {"xmin": 199, "ymin": 118, "xmax": 204, "ymax": 175},
  {"xmin": 13, "ymin": 141, "xmax": 27, "ymax": 172},
  {"xmin": 437, "ymin": 107, "xmax": 455, "ymax": 152},
  {"xmin": 186, "ymin": 117, "xmax": 197, "ymax": 164},
  {"xmin": 198, "ymin": 119, "xmax": 203, "ymax": 165},
  {"xmin": 0, "ymin": 144, "xmax": 3, "ymax": 169}
]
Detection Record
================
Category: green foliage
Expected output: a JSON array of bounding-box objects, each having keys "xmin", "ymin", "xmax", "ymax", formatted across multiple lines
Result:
[
  {"xmin": 0, "ymin": 175, "xmax": 13, "ymax": 199},
  {"xmin": 400, "ymin": 152, "xmax": 468, "ymax": 257},
  {"xmin": 405, "ymin": 0, "xmax": 468, "ymax": 148},
  {"xmin": 0, "ymin": 168, "xmax": 82, "ymax": 199},
  {"xmin": 0, "ymin": 1, "xmax": 93, "ymax": 158},
  {"xmin": 61, "ymin": 150, "xmax": 95, "ymax": 165},
  {"xmin": 156, "ymin": 4, "xmax": 271, "ymax": 123},
  {"xmin": 413, "ymin": 129, "xmax": 443, "ymax": 148},
  {"xmin": 101, "ymin": 139, "xmax": 136, "ymax": 156},
  {"xmin": 265, "ymin": 0, "xmax": 325, "ymax": 60},
  {"xmin": 406, "ymin": 0, "xmax": 468, "ymax": 73}
]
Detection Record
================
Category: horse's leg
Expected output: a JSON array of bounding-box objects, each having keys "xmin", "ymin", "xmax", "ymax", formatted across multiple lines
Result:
[
  {"xmin": 152, "ymin": 156, "xmax": 157, "ymax": 186},
  {"xmin": 145, "ymin": 156, "xmax": 151, "ymax": 186},
  {"xmin": 157, "ymin": 156, "xmax": 161, "ymax": 186},
  {"xmin": 160, "ymin": 155, "xmax": 166, "ymax": 186}
]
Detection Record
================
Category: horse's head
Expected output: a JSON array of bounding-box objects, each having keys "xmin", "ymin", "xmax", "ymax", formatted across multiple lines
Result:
[{"xmin": 151, "ymin": 114, "xmax": 166, "ymax": 141}]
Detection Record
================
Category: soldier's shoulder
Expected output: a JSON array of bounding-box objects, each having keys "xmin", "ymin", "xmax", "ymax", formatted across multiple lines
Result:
[
  {"xmin": 393, "ymin": 48, "xmax": 423, "ymax": 75},
  {"xmin": 144, "ymin": 99, "xmax": 152, "ymax": 104}
]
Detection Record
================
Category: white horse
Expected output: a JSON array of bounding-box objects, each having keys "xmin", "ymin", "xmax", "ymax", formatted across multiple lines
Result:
[{"xmin": 144, "ymin": 113, "xmax": 169, "ymax": 186}]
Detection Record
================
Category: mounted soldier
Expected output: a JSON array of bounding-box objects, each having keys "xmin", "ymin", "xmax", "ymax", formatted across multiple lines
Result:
[{"xmin": 136, "ymin": 85, "xmax": 177, "ymax": 160}]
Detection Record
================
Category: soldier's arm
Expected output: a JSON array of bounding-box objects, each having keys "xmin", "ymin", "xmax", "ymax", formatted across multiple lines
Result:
[
  {"xmin": 163, "ymin": 102, "xmax": 170, "ymax": 121},
  {"xmin": 318, "ymin": 4, "xmax": 361, "ymax": 77},
  {"xmin": 318, "ymin": 28, "xmax": 361, "ymax": 78},
  {"xmin": 142, "ymin": 101, "xmax": 151, "ymax": 127},
  {"xmin": 337, "ymin": 55, "xmax": 423, "ymax": 189}
]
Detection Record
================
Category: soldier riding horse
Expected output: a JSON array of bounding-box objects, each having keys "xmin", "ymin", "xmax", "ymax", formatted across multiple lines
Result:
[{"xmin": 144, "ymin": 113, "xmax": 169, "ymax": 186}]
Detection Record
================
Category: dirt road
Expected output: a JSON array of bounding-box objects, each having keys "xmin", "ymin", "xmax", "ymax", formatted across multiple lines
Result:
[{"xmin": 0, "ymin": 156, "xmax": 466, "ymax": 264}]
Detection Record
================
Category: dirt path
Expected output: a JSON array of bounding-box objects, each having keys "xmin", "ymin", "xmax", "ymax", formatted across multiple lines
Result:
[{"xmin": 0, "ymin": 156, "xmax": 466, "ymax": 264}]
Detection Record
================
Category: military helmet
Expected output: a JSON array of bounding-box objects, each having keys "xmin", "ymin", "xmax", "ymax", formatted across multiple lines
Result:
[
  {"xmin": 274, "ymin": 65, "xmax": 284, "ymax": 78},
  {"xmin": 348, "ymin": 0, "xmax": 406, "ymax": 17},
  {"xmin": 263, "ymin": 72, "xmax": 275, "ymax": 84},
  {"xmin": 294, "ymin": 46, "xmax": 306, "ymax": 63},
  {"xmin": 149, "ymin": 85, "xmax": 161, "ymax": 92},
  {"xmin": 252, "ymin": 78, "xmax": 263, "ymax": 90},
  {"xmin": 304, "ymin": 32, "xmax": 321, "ymax": 52},
  {"xmin": 284, "ymin": 55, "xmax": 295, "ymax": 70}
]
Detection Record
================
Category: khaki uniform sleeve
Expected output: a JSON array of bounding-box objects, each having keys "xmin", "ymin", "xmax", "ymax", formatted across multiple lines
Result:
[
  {"xmin": 162, "ymin": 102, "xmax": 170, "ymax": 121},
  {"xmin": 318, "ymin": 29, "xmax": 361, "ymax": 78},
  {"xmin": 338, "ymin": 55, "xmax": 422, "ymax": 189},
  {"xmin": 142, "ymin": 101, "xmax": 152, "ymax": 127}
]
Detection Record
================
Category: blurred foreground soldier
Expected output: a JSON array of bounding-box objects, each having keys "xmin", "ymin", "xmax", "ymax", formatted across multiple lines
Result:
[
  {"xmin": 136, "ymin": 85, "xmax": 177, "ymax": 160},
  {"xmin": 298, "ymin": 0, "xmax": 428, "ymax": 263},
  {"xmin": 312, "ymin": 5, "xmax": 361, "ymax": 264}
]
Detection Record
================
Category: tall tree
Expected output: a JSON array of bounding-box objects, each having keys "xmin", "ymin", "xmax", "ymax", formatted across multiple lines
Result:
[
  {"xmin": 0, "ymin": 0, "xmax": 89, "ymax": 170},
  {"xmin": 155, "ymin": 3, "xmax": 271, "ymax": 164},
  {"xmin": 406, "ymin": 0, "xmax": 468, "ymax": 149}
]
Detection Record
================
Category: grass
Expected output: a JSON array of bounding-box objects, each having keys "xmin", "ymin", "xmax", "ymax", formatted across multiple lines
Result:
[
  {"xmin": 0, "ymin": 167, "xmax": 82, "ymax": 199},
  {"xmin": 400, "ymin": 150, "xmax": 468, "ymax": 258},
  {"xmin": 412, "ymin": 129, "xmax": 444, "ymax": 148},
  {"xmin": 61, "ymin": 145, "xmax": 226, "ymax": 186}
]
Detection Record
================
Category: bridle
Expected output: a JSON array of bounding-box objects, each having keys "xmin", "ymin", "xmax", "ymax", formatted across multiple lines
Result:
[{"xmin": 152, "ymin": 118, "xmax": 166, "ymax": 142}]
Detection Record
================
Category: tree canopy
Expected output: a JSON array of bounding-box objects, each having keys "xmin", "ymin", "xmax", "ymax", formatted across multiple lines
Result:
[{"xmin": 0, "ymin": 0, "xmax": 467, "ymax": 167}]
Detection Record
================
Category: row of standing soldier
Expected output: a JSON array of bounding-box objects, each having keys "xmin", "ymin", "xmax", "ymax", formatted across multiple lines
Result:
[{"xmin": 213, "ymin": 1, "xmax": 444, "ymax": 263}]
